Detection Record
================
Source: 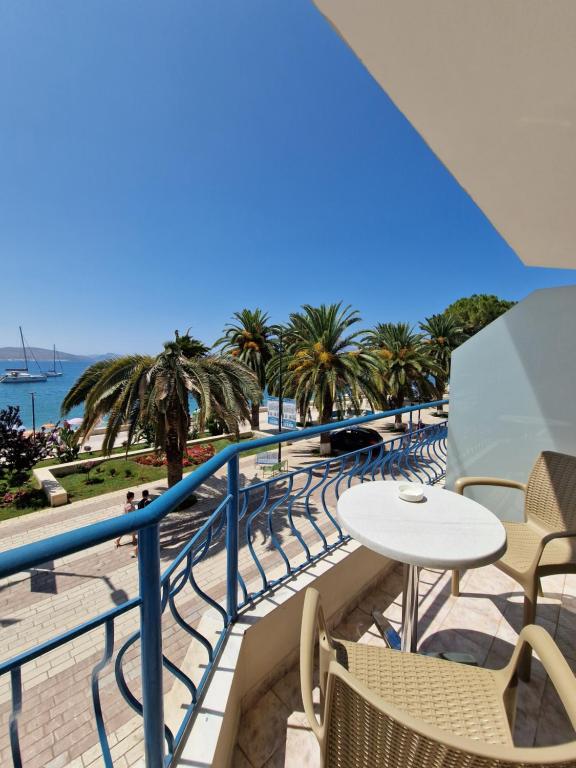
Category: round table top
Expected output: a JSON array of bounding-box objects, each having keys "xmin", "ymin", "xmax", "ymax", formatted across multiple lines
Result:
[{"xmin": 337, "ymin": 481, "xmax": 506, "ymax": 569}]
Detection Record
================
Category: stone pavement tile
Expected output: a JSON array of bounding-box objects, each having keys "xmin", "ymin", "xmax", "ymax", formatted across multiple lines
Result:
[{"xmin": 238, "ymin": 689, "xmax": 290, "ymax": 768}]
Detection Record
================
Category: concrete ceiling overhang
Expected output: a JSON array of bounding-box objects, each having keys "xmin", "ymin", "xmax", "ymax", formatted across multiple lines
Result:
[{"xmin": 313, "ymin": 0, "xmax": 576, "ymax": 269}]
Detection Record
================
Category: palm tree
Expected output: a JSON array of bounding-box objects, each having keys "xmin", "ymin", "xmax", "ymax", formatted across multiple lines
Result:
[
  {"xmin": 215, "ymin": 309, "xmax": 274, "ymax": 430},
  {"xmin": 419, "ymin": 314, "xmax": 465, "ymax": 412},
  {"xmin": 61, "ymin": 332, "xmax": 259, "ymax": 487},
  {"xmin": 267, "ymin": 303, "xmax": 377, "ymax": 455},
  {"xmin": 364, "ymin": 322, "xmax": 439, "ymax": 427}
]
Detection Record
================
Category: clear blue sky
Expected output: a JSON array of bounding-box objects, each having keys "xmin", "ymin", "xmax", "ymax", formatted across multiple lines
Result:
[{"xmin": 1, "ymin": 0, "xmax": 574, "ymax": 355}]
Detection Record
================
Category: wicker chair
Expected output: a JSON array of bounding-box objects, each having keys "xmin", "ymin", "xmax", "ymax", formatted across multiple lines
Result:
[
  {"xmin": 300, "ymin": 587, "xmax": 576, "ymax": 767},
  {"xmin": 452, "ymin": 451, "xmax": 576, "ymax": 678}
]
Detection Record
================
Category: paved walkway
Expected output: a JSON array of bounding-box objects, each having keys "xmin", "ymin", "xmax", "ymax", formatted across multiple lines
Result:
[{"xmin": 0, "ymin": 411, "xmax": 442, "ymax": 767}]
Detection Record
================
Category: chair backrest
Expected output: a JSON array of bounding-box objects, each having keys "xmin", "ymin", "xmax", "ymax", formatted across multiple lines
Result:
[
  {"xmin": 323, "ymin": 662, "xmax": 576, "ymax": 768},
  {"xmin": 526, "ymin": 451, "xmax": 576, "ymax": 530}
]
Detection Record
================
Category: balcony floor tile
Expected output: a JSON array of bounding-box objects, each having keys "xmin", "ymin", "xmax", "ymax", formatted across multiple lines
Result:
[{"xmin": 235, "ymin": 562, "xmax": 576, "ymax": 766}]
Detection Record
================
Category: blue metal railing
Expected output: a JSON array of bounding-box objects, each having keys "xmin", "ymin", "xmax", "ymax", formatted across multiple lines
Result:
[{"xmin": 0, "ymin": 400, "xmax": 447, "ymax": 768}]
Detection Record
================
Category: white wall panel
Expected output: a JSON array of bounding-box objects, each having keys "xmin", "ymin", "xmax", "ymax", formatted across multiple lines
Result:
[{"xmin": 446, "ymin": 286, "xmax": 576, "ymax": 521}]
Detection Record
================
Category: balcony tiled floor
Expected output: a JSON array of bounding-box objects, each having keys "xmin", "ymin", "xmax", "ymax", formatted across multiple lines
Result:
[{"xmin": 233, "ymin": 564, "xmax": 576, "ymax": 768}]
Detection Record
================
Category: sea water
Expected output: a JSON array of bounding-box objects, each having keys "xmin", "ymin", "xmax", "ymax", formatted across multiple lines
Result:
[
  {"xmin": 0, "ymin": 359, "xmax": 201, "ymax": 430},
  {"xmin": 0, "ymin": 359, "xmax": 93, "ymax": 428}
]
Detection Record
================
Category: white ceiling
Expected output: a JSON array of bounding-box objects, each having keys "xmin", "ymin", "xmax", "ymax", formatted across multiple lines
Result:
[{"xmin": 313, "ymin": 0, "xmax": 576, "ymax": 269}]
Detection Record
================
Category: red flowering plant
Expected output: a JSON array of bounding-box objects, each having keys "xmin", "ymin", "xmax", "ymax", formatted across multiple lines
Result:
[
  {"xmin": 135, "ymin": 452, "xmax": 165, "ymax": 467},
  {"xmin": 135, "ymin": 443, "xmax": 216, "ymax": 469}
]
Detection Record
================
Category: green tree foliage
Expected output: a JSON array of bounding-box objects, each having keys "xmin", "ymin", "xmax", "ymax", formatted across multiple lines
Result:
[
  {"xmin": 443, "ymin": 294, "xmax": 515, "ymax": 337},
  {"xmin": 364, "ymin": 323, "xmax": 439, "ymax": 426},
  {"xmin": 62, "ymin": 332, "xmax": 259, "ymax": 487},
  {"xmin": 0, "ymin": 406, "xmax": 54, "ymax": 481},
  {"xmin": 267, "ymin": 303, "xmax": 377, "ymax": 455},
  {"xmin": 419, "ymin": 314, "xmax": 465, "ymax": 409},
  {"xmin": 215, "ymin": 309, "xmax": 274, "ymax": 429},
  {"xmin": 54, "ymin": 423, "xmax": 81, "ymax": 463}
]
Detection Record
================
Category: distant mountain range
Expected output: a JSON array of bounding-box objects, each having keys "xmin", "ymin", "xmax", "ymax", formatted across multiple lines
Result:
[{"xmin": 0, "ymin": 347, "xmax": 115, "ymax": 362}]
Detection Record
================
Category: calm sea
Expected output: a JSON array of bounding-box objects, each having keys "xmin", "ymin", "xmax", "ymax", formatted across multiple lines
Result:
[
  {"xmin": 0, "ymin": 359, "xmax": 202, "ymax": 430},
  {"xmin": 0, "ymin": 359, "xmax": 94, "ymax": 428}
]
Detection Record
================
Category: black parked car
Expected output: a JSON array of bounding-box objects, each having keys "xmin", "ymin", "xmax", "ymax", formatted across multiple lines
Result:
[{"xmin": 330, "ymin": 427, "xmax": 382, "ymax": 454}]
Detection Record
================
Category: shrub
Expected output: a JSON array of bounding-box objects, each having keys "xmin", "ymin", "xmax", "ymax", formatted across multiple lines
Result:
[
  {"xmin": 0, "ymin": 486, "xmax": 45, "ymax": 510},
  {"xmin": 54, "ymin": 425, "xmax": 80, "ymax": 464},
  {"xmin": 135, "ymin": 443, "xmax": 215, "ymax": 469},
  {"xmin": 124, "ymin": 468, "xmax": 133, "ymax": 478},
  {"xmin": 108, "ymin": 467, "xmax": 117, "ymax": 477},
  {"xmin": 135, "ymin": 452, "xmax": 165, "ymax": 467},
  {"xmin": 0, "ymin": 406, "xmax": 55, "ymax": 481}
]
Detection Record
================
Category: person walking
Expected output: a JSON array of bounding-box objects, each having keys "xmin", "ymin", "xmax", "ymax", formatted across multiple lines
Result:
[
  {"xmin": 137, "ymin": 489, "xmax": 152, "ymax": 510},
  {"xmin": 115, "ymin": 491, "xmax": 137, "ymax": 554}
]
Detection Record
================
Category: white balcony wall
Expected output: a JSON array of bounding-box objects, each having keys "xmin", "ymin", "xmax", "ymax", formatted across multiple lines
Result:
[{"xmin": 446, "ymin": 286, "xmax": 576, "ymax": 521}]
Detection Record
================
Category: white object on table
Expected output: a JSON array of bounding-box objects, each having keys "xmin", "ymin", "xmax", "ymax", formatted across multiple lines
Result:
[{"xmin": 336, "ymin": 480, "xmax": 506, "ymax": 652}]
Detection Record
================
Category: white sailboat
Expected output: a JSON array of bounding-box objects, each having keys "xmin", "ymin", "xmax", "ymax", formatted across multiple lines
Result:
[
  {"xmin": 0, "ymin": 327, "xmax": 48, "ymax": 384},
  {"xmin": 45, "ymin": 345, "xmax": 63, "ymax": 378}
]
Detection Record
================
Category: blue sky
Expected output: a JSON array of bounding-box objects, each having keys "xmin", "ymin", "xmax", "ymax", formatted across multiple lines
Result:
[{"xmin": 1, "ymin": 0, "xmax": 574, "ymax": 355}]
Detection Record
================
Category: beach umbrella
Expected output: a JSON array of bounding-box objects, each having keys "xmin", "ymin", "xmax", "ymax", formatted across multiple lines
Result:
[
  {"xmin": 67, "ymin": 417, "xmax": 84, "ymax": 426},
  {"xmin": 42, "ymin": 422, "xmax": 56, "ymax": 429}
]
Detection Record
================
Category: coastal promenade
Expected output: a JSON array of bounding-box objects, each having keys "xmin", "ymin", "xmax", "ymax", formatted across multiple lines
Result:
[{"xmin": 0, "ymin": 412, "xmax": 436, "ymax": 768}]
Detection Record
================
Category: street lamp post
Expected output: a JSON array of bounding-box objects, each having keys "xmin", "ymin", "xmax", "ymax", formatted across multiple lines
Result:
[
  {"xmin": 277, "ymin": 328, "xmax": 283, "ymax": 464},
  {"xmin": 30, "ymin": 392, "xmax": 36, "ymax": 438}
]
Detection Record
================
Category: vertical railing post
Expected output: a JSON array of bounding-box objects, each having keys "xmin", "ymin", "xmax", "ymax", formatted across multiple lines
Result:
[
  {"xmin": 226, "ymin": 453, "xmax": 240, "ymax": 622},
  {"xmin": 138, "ymin": 524, "xmax": 165, "ymax": 768}
]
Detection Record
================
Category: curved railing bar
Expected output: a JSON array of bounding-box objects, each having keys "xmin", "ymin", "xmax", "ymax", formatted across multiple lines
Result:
[
  {"xmin": 9, "ymin": 668, "xmax": 22, "ymax": 768},
  {"xmin": 245, "ymin": 483, "xmax": 272, "ymax": 591},
  {"xmin": 91, "ymin": 619, "xmax": 115, "ymax": 768},
  {"xmin": 0, "ymin": 401, "xmax": 448, "ymax": 581},
  {"xmin": 265, "ymin": 473, "xmax": 297, "ymax": 574},
  {"xmin": 319, "ymin": 456, "xmax": 346, "ymax": 537},
  {"xmin": 0, "ymin": 597, "xmax": 140, "ymax": 676},
  {"xmin": 114, "ymin": 632, "xmax": 143, "ymax": 716},
  {"xmin": 284, "ymin": 471, "xmax": 315, "ymax": 562},
  {"xmin": 161, "ymin": 496, "xmax": 231, "ymax": 586}
]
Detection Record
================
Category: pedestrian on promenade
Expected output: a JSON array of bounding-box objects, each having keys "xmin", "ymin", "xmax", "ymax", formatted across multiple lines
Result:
[
  {"xmin": 137, "ymin": 489, "xmax": 152, "ymax": 510},
  {"xmin": 115, "ymin": 491, "xmax": 137, "ymax": 555}
]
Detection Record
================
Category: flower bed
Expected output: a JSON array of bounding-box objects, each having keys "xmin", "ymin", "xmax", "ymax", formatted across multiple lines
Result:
[{"xmin": 135, "ymin": 443, "xmax": 216, "ymax": 468}]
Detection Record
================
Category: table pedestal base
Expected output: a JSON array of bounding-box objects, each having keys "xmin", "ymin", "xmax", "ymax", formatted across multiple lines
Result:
[{"xmin": 401, "ymin": 564, "xmax": 419, "ymax": 653}]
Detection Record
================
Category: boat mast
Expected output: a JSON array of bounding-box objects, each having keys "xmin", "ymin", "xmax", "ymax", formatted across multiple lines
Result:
[
  {"xmin": 53, "ymin": 344, "xmax": 56, "ymax": 373},
  {"xmin": 19, "ymin": 326, "xmax": 28, "ymax": 372}
]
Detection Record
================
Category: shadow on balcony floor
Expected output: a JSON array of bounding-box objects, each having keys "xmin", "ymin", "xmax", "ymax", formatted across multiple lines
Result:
[{"xmin": 233, "ymin": 564, "xmax": 576, "ymax": 768}]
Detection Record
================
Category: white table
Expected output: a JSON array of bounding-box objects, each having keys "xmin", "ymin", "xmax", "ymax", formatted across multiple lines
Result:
[{"xmin": 337, "ymin": 481, "xmax": 506, "ymax": 652}]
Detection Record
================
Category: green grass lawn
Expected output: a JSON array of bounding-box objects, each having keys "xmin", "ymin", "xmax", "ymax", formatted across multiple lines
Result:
[
  {"xmin": 0, "ymin": 436, "xmax": 265, "ymax": 521},
  {"xmin": 60, "ymin": 459, "xmax": 169, "ymax": 503},
  {"xmin": 34, "ymin": 431, "xmax": 258, "ymax": 468},
  {"xmin": 34, "ymin": 442, "xmax": 151, "ymax": 467}
]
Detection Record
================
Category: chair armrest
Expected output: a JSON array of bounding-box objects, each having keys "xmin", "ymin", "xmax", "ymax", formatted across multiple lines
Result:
[
  {"xmin": 300, "ymin": 588, "xmax": 328, "ymax": 740},
  {"xmin": 501, "ymin": 625, "xmax": 576, "ymax": 729},
  {"xmin": 454, "ymin": 476, "xmax": 527, "ymax": 495},
  {"xmin": 532, "ymin": 529, "xmax": 576, "ymax": 570}
]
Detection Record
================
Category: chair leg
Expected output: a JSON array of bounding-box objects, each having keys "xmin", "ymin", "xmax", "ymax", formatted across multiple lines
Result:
[
  {"xmin": 519, "ymin": 591, "xmax": 537, "ymax": 681},
  {"xmin": 537, "ymin": 578, "xmax": 544, "ymax": 598},
  {"xmin": 451, "ymin": 569, "xmax": 460, "ymax": 597}
]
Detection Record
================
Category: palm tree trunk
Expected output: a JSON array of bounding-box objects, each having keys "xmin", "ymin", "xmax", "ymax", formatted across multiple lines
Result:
[
  {"xmin": 435, "ymin": 376, "xmax": 446, "ymax": 414},
  {"xmin": 251, "ymin": 401, "xmax": 260, "ymax": 430},
  {"xmin": 165, "ymin": 403, "xmax": 184, "ymax": 487},
  {"xmin": 394, "ymin": 394, "xmax": 405, "ymax": 428},
  {"xmin": 319, "ymin": 399, "xmax": 333, "ymax": 456}
]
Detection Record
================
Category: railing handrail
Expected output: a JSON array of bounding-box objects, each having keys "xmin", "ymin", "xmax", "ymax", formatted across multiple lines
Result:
[{"xmin": 0, "ymin": 399, "xmax": 447, "ymax": 580}]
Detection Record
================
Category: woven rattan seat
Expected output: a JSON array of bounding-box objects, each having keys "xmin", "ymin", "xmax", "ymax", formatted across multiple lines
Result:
[
  {"xmin": 452, "ymin": 451, "xmax": 576, "ymax": 679},
  {"xmin": 300, "ymin": 588, "xmax": 576, "ymax": 768},
  {"xmin": 334, "ymin": 639, "xmax": 512, "ymax": 744}
]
